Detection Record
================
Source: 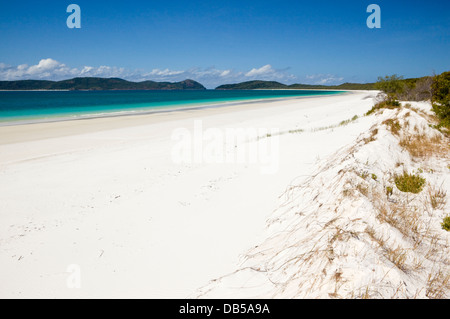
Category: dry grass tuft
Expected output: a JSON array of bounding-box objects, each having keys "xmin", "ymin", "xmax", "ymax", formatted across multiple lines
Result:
[
  {"xmin": 399, "ymin": 134, "xmax": 447, "ymax": 159},
  {"xmin": 356, "ymin": 183, "xmax": 369, "ymax": 197},
  {"xmin": 363, "ymin": 128, "xmax": 378, "ymax": 144},
  {"xmin": 427, "ymin": 185, "xmax": 447, "ymax": 210},
  {"xmin": 383, "ymin": 118, "xmax": 402, "ymax": 136},
  {"xmin": 386, "ymin": 247, "xmax": 409, "ymax": 272},
  {"xmin": 426, "ymin": 269, "xmax": 450, "ymax": 299}
]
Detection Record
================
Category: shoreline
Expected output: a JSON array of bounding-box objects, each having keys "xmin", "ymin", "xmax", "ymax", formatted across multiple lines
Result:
[
  {"xmin": 0, "ymin": 91, "xmax": 354, "ymax": 145},
  {"xmin": 0, "ymin": 90, "xmax": 348, "ymax": 128},
  {"xmin": 0, "ymin": 92, "xmax": 344, "ymax": 126}
]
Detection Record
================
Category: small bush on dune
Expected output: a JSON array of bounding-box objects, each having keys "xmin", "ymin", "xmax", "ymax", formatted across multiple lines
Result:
[
  {"xmin": 366, "ymin": 75, "xmax": 404, "ymax": 116},
  {"xmin": 394, "ymin": 171, "xmax": 426, "ymax": 194},
  {"xmin": 377, "ymin": 100, "xmax": 401, "ymax": 108},
  {"xmin": 442, "ymin": 216, "xmax": 450, "ymax": 231},
  {"xmin": 386, "ymin": 186, "xmax": 393, "ymax": 197}
]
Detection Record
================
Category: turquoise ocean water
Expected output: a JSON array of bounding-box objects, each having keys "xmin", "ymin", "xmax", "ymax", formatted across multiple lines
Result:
[{"xmin": 0, "ymin": 90, "xmax": 343, "ymax": 125}]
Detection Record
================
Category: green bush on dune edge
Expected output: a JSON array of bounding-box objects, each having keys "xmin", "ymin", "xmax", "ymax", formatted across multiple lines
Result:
[
  {"xmin": 364, "ymin": 71, "xmax": 449, "ymax": 128},
  {"xmin": 432, "ymin": 71, "xmax": 450, "ymax": 129}
]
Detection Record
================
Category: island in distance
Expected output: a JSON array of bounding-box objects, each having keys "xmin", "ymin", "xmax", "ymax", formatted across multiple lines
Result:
[{"xmin": 0, "ymin": 78, "xmax": 207, "ymax": 91}]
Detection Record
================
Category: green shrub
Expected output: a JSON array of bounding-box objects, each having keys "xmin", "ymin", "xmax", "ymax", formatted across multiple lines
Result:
[
  {"xmin": 386, "ymin": 186, "xmax": 393, "ymax": 197},
  {"xmin": 375, "ymin": 75, "xmax": 405, "ymax": 100},
  {"xmin": 431, "ymin": 71, "xmax": 450, "ymax": 128},
  {"xmin": 400, "ymin": 76, "xmax": 433, "ymax": 101},
  {"xmin": 441, "ymin": 216, "xmax": 450, "ymax": 231},
  {"xmin": 381, "ymin": 100, "xmax": 400, "ymax": 108},
  {"xmin": 394, "ymin": 171, "xmax": 426, "ymax": 194},
  {"xmin": 365, "ymin": 100, "xmax": 401, "ymax": 116}
]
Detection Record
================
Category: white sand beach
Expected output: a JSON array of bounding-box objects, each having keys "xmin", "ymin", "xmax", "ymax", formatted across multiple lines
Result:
[{"xmin": 0, "ymin": 91, "xmax": 448, "ymax": 298}]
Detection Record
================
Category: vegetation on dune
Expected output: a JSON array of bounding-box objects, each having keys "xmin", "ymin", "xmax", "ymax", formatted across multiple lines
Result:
[
  {"xmin": 374, "ymin": 74, "xmax": 434, "ymax": 102},
  {"xmin": 382, "ymin": 118, "xmax": 402, "ymax": 135},
  {"xmin": 365, "ymin": 99, "xmax": 400, "ymax": 116},
  {"xmin": 431, "ymin": 71, "xmax": 450, "ymax": 129},
  {"xmin": 375, "ymin": 74, "xmax": 405, "ymax": 102},
  {"xmin": 399, "ymin": 133, "xmax": 446, "ymax": 159},
  {"xmin": 366, "ymin": 71, "xmax": 449, "ymax": 126},
  {"xmin": 442, "ymin": 216, "xmax": 450, "ymax": 231},
  {"xmin": 337, "ymin": 72, "xmax": 449, "ymax": 297},
  {"xmin": 394, "ymin": 171, "xmax": 426, "ymax": 194}
]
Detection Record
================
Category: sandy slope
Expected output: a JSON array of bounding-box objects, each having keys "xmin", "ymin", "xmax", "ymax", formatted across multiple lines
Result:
[
  {"xmin": 0, "ymin": 91, "xmax": 401, "ymax": 298},
  {"xmin": 196, "ymin": 101, "xmax": 450, "ymax": 299}
]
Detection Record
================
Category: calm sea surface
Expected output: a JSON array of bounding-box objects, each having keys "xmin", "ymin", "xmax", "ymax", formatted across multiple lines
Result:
[{"xmin": 0, "ymin": 90, "xmax": 343, "ymax": 124}]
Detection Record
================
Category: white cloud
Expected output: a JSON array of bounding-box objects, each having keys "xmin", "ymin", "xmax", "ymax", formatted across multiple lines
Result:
[
  {"xmin": 27, "ymin": 58, "xmax": 60, "ymax": 73},
  {"xmin": 148, "ymin": 68, "xmax": 185, "ymax": 77},
  {"xmin": 244, "ymin": 64, "xmax": 297, "ymax": 83},
  {"xmin": 305, "ymin": 74, "xmax": 344, "ymax": 85},
  {"xmin": 0, "ymin": 59, "xmax": 298, "ymax": 88},
  {"xmin": 245, "ymin": 64, "xmax": 274, "ymax": 77},
  {"xmin": 0, "ymin": 59, "xmax": 74, "ymax": 81},
  {"xmin": 0, "ymin": 58, "xmax": 139, "ymax": 81},
  {"xmin": 80, "ymin": 66, "xmax": 94, "ymax": 74}
]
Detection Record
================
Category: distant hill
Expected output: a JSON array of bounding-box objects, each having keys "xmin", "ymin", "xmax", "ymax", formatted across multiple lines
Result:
[
  {"xmin": 216, "ymin": 80, "xmax": 289, "ymax": 90},
  {"xmin": 215, "ymin": 80, "xmax": 377, "ymax": 90},
  {"xmin": 0, "ymin": 77, "xmax": 206, "ymax": 91}
]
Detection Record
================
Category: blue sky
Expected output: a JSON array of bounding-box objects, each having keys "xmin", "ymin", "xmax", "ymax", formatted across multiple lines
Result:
[{"xmin": 0, "ymin": 0, "xmax": 449, "ymax": 88}]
